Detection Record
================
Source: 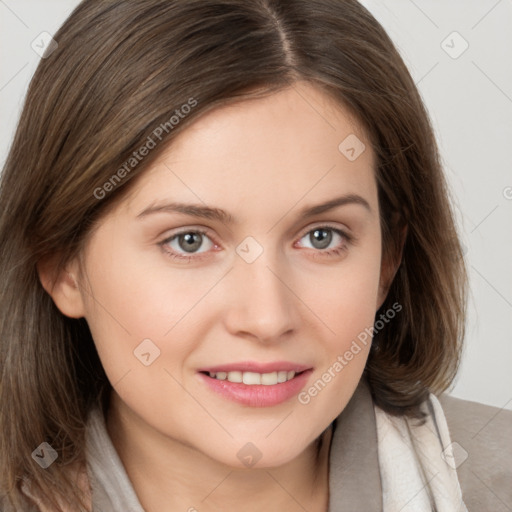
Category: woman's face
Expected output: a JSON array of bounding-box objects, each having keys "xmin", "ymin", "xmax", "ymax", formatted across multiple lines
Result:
[{"xmin": 66, "ymin": 82, "xmax": 388, "ymax": 467}]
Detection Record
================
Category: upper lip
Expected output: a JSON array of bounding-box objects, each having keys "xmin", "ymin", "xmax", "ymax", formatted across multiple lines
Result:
[{"xmin": 198, "ymin": 361, "xmax": 312, "ymax": 374}]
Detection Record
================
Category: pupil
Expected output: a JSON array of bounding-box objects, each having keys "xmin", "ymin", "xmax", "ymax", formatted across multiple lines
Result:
[
  {"xmin": 180, "ymin": 232, "xmax": 202, "ymax": 253},
  {"xmin": 312, "ymin": 229, "xmax": 331, "ymax": 250}
]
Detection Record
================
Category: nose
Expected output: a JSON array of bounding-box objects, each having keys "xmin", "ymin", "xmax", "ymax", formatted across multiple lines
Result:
[{"xmin": 222, "ymin": 247, "xmax": 298, "ymax": 343}]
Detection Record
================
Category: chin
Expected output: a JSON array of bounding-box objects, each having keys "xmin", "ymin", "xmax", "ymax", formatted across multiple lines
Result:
[{"xmin": 202, "ymin": 430, "xmax": 317, "ymax": 470}]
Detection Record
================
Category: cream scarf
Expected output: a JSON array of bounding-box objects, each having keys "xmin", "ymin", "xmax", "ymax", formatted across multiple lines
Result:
[{"xmin": 375, "ymin": 393, "xmax": 468, "ymax": 511}]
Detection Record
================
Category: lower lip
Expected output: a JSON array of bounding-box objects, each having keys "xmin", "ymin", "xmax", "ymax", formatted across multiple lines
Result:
[{"xmin": 197, "ymin": 370, "xmax": 313, "ymax": 407}]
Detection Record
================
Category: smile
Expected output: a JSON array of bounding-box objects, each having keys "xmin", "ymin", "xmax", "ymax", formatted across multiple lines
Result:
[{"xmin": 197, "ymin": 368, "xmax": 313, "ymax": 407}]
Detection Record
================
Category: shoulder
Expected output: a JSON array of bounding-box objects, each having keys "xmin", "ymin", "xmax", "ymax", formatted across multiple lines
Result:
[{"xmin": 438, "ymin": 393, "xmax": 512, "ymax": 511}]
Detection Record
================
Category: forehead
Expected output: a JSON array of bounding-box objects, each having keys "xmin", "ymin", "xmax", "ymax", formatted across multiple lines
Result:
[
  {"xmin": 164, "ymin": 82, "xmax": 370, "ymax": 164},
  {"xmin": 122, "ymin": 82, "xmax": 376, "ymax": 219}
]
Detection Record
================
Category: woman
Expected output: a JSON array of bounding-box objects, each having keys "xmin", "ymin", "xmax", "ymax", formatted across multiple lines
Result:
[{"xmin": 1, "ymin": 1, "xmax": 510, "ymax": 511}]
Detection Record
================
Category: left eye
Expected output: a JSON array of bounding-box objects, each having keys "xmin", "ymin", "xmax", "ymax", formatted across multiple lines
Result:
[{"xmin": 297, "ymin": 226, "xmax": 347, "ymax": 251}]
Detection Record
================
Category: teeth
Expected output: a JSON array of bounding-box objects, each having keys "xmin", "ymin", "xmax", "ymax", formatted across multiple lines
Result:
[
  {"xmin": 227, "ymin": 371, "xmax": 242, "ymax": 383},
  {"xmin": 277, "ymin": 371, "xmax": 288, "ymax": 383},
  {"xmin": 243, "ymin": 372, "xmax": 261, "ymax": 385},
  {"xmin": 207, "ymin": 370, "xmax": 297, "ymax": 385},
  {"xmin": 261, "ymin": 372, "xmax": 278, "ymax": 385}
]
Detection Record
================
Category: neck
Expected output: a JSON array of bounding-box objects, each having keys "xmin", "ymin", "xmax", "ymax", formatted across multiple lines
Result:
[{"xmin": 106, "ymin": 392, "xmax": 333, "ymax": 512}]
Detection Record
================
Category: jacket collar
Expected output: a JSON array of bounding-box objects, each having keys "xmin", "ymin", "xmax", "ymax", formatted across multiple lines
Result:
[{"xmin": 328, "ymin": 376, "xmax": 382, "ymax": 511}]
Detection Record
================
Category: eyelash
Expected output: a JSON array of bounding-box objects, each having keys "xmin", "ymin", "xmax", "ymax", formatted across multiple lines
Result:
[{"xmin": 158, "ymin": 225, "xmax": 353, "ymax": 262}]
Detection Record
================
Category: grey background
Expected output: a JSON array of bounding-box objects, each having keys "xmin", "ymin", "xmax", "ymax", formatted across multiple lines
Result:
[{"xmin": 1, "ymin": 0, "xmax": 511, "ymax": 410}]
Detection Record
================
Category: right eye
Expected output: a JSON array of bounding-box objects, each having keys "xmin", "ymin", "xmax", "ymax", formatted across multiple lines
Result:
[{"xmin": 159, "ymin": 228, "xmax": 217, "ymax": 261}]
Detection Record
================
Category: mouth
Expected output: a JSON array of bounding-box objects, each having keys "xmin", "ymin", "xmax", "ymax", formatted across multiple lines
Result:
[{"xmin": 196, "ymin": 365, "xmax": 313, "ymax": 407}]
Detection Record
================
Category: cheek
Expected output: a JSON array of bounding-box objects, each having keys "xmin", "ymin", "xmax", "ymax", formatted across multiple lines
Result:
[
  {"xmin": 305, "ymin": 243, "xmax": 382, "ymax": 346},
  {"xmin": 294, "ymin": 242, "xmax": 381, "ymax": 413},
  {"xmin": 79, "ymin": 234, "xmax": 221, "ymax": 389}
]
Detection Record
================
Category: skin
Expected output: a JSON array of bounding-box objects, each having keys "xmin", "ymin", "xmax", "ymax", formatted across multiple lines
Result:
[{"xmin": 40, "ymin": 81, "xmax": 397, "ymax": 512}]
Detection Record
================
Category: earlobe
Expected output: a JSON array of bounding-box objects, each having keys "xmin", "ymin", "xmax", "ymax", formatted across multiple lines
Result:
[{"xmin": 37, "ymin": 256, "xmax": 86, "ymax": 319}]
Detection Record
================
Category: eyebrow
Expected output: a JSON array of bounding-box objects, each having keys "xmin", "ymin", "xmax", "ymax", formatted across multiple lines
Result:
[{"xmin": 136, "ymin": 194, "xmax": 371, "ymax": 224}]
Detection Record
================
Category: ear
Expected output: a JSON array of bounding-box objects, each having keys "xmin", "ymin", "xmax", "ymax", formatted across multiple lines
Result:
[
  {"xmin": 376, "ymin": 223, "xmax": 407, "ymax": 310},
  {"xmin": 37, "ymin": 255, "xmax": 86, "ymax": 319}
]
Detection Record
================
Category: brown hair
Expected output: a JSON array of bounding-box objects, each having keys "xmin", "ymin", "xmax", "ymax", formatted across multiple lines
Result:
[{"xmin": 0, "ymin": 0, "xmax": 467, "ymax": 509}]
